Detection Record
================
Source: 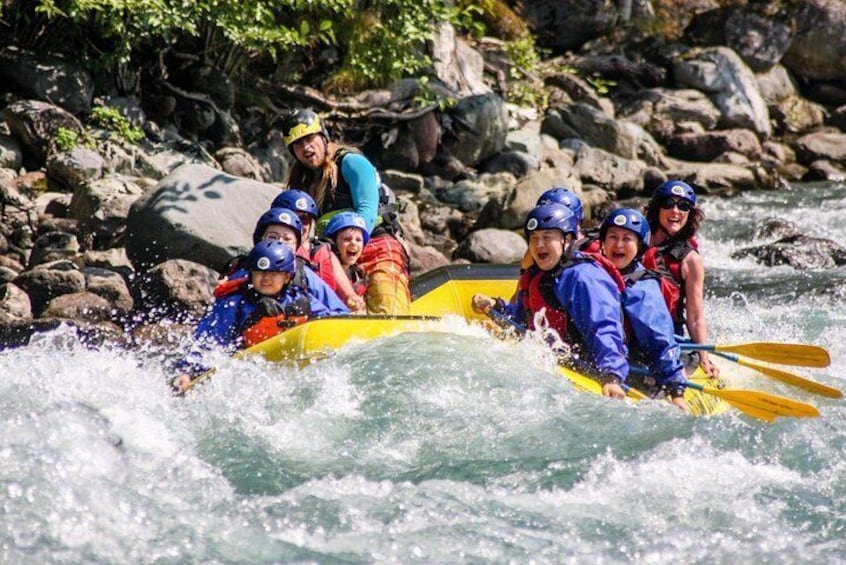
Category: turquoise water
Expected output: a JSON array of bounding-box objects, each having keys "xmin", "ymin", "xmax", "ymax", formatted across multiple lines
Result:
[{"xmin": 2, "ymin": 184, "xmax": 846, "ymax": 563}]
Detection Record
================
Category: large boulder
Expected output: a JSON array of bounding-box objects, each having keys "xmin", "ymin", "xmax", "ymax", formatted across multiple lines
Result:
[
  {"xmin": 522, "ymin": 0, "xmax": 619, "ymax": 54},
  {"xmin": 452, "ymin": 228, "xmax": 527, "ymax": 263},
  {"xmin": 666, "ymin": 129, "xmax": 763, "ymax": 162},
  {"xmin": 783, "ymin": 0, "xmax": 846, "ymax": 82},
  {"xmin": 430, "ymin": 22, "xmax": 490, "ymax": 96},
  {"xmin": 0, "ymin": 47, "xmax": 94, "ymax": 114},
  {"xmin": 794, "ymin": 132, "xmax": 846, "ymax": 166},
  {"xmin": 440, "ymin": 93, "xmax": 508, "ymax": 167},
  {"xmin": 3, "ymin": 100, "xmax": 83, "ymax": 165},
  {"xmin": 124, "ymin": 164, "xmax": 281, "ymax": 270},
  {"xmin": 617, "ymin": 88, "xmax": 721, "ymax": 144},
  {"xmin": 673, "ymin": 47, "xmax": 771, "ymax": 138},
  {"xmin": 70, "ymin": 176, "xmax": 147, "ymax": 250},
  {"xmin": 475, "ymin": 167, "xmax": 582, "ymax": 231},
  {"xmin": 12, "ymin": 259, "xmax": 86, "ymax": 316},
  {"xmin": 132, "ymin": 259, "xmax": 219, "ymax": 321},
  {"xmin": 684, "ymin": 4, "xmax": 794, "ymax": 72},
  {"xmin": 733, "ymin": 234, "xmax": 846, "ymax": 269}
]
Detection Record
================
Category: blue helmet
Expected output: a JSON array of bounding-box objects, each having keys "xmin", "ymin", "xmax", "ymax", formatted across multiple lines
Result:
[
  {"xmin": 600, "ymin": 208, "xmax": 651, "ymax": 248},
  {"xmin": 252, "ymin": 207, "xmax": 303, "ymax": 246},
  {"xmin": 537, "ymin": 187, "xmax": 584, "ymax": 224},
  {"xmin": 248, "ymin": 240, "xmax": 296, "ymax": 273},
  {"xmin": 271, "ymin": 189, "xmax": 318, "ymax": 218},
  {"xmin": 524, "ymin": 203, "xmax": 578, "ymax": 239},
  {"xmin": 652, "ymin": 180, "xmax": 696, "ymax": 206},
  {"xmin": 324, "ymin": 211, "xmax": 370, "ymax": 245}
]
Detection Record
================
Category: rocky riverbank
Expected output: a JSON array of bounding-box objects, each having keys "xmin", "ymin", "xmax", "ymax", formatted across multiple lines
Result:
[{"xmin": 2, "ymin": 0, "xmax": 846, "ymax": 347}]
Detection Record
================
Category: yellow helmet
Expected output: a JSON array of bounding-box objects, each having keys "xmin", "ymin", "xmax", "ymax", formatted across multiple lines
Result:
[{"xmin": 282, "ymin": 109, "xmax": 328, "ymax": 147}]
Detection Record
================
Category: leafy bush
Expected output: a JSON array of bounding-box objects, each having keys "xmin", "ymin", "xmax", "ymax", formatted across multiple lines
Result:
[{"xmin": 90, "ymin": 106, "xmax": 144, "ymax": 143}]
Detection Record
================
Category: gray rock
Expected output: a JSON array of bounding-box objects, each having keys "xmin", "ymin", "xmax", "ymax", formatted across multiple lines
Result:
[
  {"xmin": 46, "ymin": 147, "xmax": 104, "ymax": 191},
  {"xmin": 756, "ymin": 64, "xmax": 798, "ymax": 105},
  {"xmin": 13, "ymin": 259, "xmax": 86, "ymax": 315},
  {"xmin": 574, "ymin": 145, "xmax": 647, "ymax": 197},
  {"xmin": 617, "ymin": 88, "xmax": 721, "ymax": 144},
  {"xmin": 81, "ymin": 267, "xmax": 134, "ymax": 313},
  {"xmin": 783, "ymin": 0, "xmax": 846, "ymax": 81},
  {"xmin": 430, "ymin": 22, "xmax": 490, "ymax": 96},
  {"xmin": 544, "ymin": 103, "xmax": 639, "ymax": 159},
  {"xmin": 81, "ymin": 248, "xmax": 135, "ymax": 280},
  {"xmin": 3, "ymin": 100, "xmax": 83, "ymax": 164},
  {"xmin": 685, "ymin": 4, "xmax": 793, "ymax": 72},
  {"xmin": 794, "ymin": 131, "xmax": 846, "ymax": 166},
  {"xmin": 0, "ymin": 283, "xmax": 32, "ymax": 322},
  {"xmin": 41, "ymin": 291, "xmax": 114, "ymax": 322},
  {"xmin": 754, "ymin": 218, "xmax": 801, "ymax": 241},
  {"xmin": 28, "ymin": 231, "xmax": 80, "ymax": 268},
  {"xmin": 407, "ymin": 241, "xmax": 450, "ymax": 278},
  {"xmin": 132, "ymin": 258, "xmax": 219, "ymax": 322},
  {"xmin": 480, "ymin": 150, "xmax": 539, "ymax": 178},
  {"xmin": 124, "ymin": 164, "xmax": 283, "ymax": 270},
  {"xmin": 70, "ymin": 175, "xmax": 146, "ymax": 249},
  {"xmin": 770, "ymin": 96, "xmax": 826, "ymax": 135},
  {"xmin": 522, "ymin": 0, "xmax": 618, "ymax": 53},
  {"xmin": 0, "ymin": 134, "xmax": 23, "ymax": 170},
  {"xmin": 214, "ymin": 147, "xmax": 264, "ymax": 181},
  {"xmin": 803, "ymin": 160, "xmax": 846, "ymax": 182},
  {"xmin": 0, "ymin": 47, "xmax": 94, "ymax": 114},
  {"xmin": 666, "ymin": 129, "xmax": 763, "ymax": 162},
  {"xmin": 441, "ymin": 93, "xmax": 508, "ymax": 167},
  {"xmin": 476, "ymin": 167, "xmax": 583, "ymax": 231},
  {"xmin": 381, "ymin": 170, "xmax": 425, "ymax": 194},
  {"xmin": 674, "ymin": 46, "xmax": 771, "ymax": 138},
  {"xmin": 436, "ymin": 172, "xmax": 515, "ymax": 214},
  {"xmin": 453, "ymin": 228, "xmax": 527, "ymax": 263},
  {"xmin": 732, "ymin": 234, "xmax": 846, "ymax": 269}
]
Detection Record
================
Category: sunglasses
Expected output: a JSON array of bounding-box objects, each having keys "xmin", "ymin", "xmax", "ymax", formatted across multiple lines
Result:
[{"xmin": 658, "ymin": 198, "xmax": 693, "ymax": 212}]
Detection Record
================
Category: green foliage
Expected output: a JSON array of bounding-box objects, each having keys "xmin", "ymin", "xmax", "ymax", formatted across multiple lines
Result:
[
  {"xmin": 90, "ymin": 106, "xmax": 144, "ymax": 143},
  {"xmin": 54, "ymin": 126, "xmax": 81, "ymax": 152},
  {"xmin": 412, "ymin": 76, "xmax": 456, "ymax": 112},
  {"xmin": 501, "ymin": 35, "xmax": 546, "ymax": 108}
]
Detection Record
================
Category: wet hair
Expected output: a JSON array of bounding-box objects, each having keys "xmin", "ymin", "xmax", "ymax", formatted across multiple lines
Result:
[{"xmin": 644, "ymin": 196, "xmax": 704, "ymax": 240}]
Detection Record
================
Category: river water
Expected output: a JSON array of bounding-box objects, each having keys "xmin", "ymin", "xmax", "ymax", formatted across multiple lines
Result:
[{"xmin": 2, "ymin": 183, "xmax": 845, "ymax": 563}]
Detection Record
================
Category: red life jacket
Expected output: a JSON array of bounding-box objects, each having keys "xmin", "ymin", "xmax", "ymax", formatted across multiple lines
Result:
[
  {"xmin": 641, "ymin": 236, "xmax": 697, "ymax": 324},
  {"xmin": 306, "ymin": 242, "xmax": 338, "ymax": 291},
  {"xmin": 242, "ymin": 314, "xmax": 308, "ymax": 347},
  {"xmin": 518, "ymin": 252, "xmax": 624, "ymax": 338}
]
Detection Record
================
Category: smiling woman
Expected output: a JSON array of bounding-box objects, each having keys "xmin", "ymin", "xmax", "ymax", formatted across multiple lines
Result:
[{"xmin": 642, "ymin": 180, "xmax": 717, "ymax": 378}]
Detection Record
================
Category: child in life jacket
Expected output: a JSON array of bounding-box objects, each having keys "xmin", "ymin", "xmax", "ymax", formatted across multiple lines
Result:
[
  {"xmin": 216, "ymin": 206, "xmax": 350, "ymax": 316},
  {"xmin": 172, "ymin": 240, "xmax": 346, "ymax": 393},
  {"xmin": 642, "ymin": 180, "xmax": 719, "ymax": 378},
  {"xmin": 472, "ymin": 203, "xmax": 630, "ymax": 400},
  {"xmin": 599, "ymin": 208, "xmax": 689, "ymax": 412},
  {"xmin": 271, "ymin": 189, "xmax": 365, "ymax": 313},
  {"xmin": 322, "ymin": 211, "xmax": 370, "ymax": 313}
]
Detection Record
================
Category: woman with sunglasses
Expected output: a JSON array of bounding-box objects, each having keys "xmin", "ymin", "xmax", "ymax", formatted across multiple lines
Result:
[{"xmin": 643, "ymin": 180, "xmax": 719, "ymax": 378}]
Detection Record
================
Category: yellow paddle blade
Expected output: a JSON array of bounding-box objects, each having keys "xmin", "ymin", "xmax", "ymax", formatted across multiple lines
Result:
[
  {"xmin": 734, "ymin": 357, "xmax": 842, "ymax": 399},
  {"xmin": 716, "ymin": 342, "xmax": 831, "ymax": 368},
  {"xmin": 700, "ymin": 386, "xmax": 820, "ymax": 421}
]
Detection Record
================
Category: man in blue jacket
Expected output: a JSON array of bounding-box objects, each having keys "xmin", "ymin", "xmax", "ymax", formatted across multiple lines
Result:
[
  {"xmin": 472, "ymin": 203, "xmax": 630, "ymax": 400},
  {"xmin": 599, "ymin": 208, "xmax": 689, "ymax": 412}
]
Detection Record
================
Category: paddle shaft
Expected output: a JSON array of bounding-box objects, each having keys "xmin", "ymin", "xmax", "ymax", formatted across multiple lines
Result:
[
  {"xmin": 710, "ymin": 350, "xmax": 842, "ymax": 399},
  {"xmin": 678, "ymin": 341, "xmax": 830, "ymax": 368}
]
